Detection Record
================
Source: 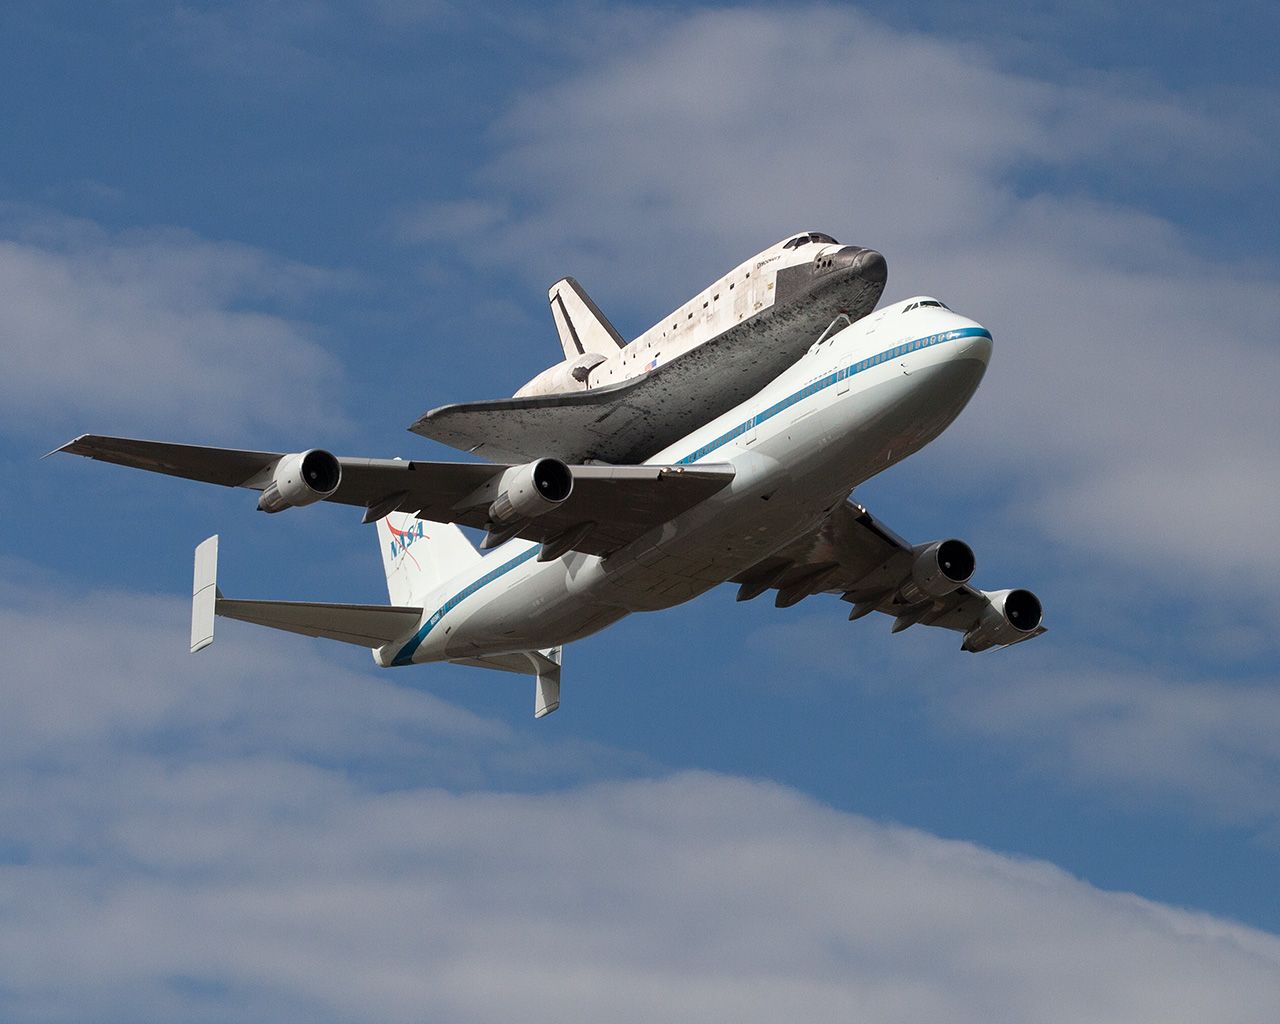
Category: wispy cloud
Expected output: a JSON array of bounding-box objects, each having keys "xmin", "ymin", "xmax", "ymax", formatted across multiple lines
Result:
[{"xmin": 0, "ymin": 206, "xmax": 350, "ymax": 441}]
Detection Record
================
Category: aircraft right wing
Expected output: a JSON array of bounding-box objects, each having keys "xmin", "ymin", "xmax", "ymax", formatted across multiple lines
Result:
[
  {"xmin": 57, "ymin": 434, "xmax": 735, "ymax": 558},
  {"xmin": 732, "ymin": 499, "xmax": 1045, "ymax": 652}
]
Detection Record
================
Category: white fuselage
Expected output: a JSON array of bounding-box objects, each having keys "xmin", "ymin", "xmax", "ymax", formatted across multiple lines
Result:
[{"xmin": 379, "ymin": 299, "xmax": 992, "ymax": 668}]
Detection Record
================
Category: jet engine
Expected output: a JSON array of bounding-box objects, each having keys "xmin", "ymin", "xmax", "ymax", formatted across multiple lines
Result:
[
  {"xmin": 899, "ymin": 539, "xmax": 976, "ymax": 603},
  {"xmin": 961, "ymin": 589, "xmax": 1043, "ymax": 652},
  {"xmin": 488, "ymin": 458, "xmax": 574, "ymax": 525},
  {"xmin": 256, "ymin": 449, "xmax": 342, "ymax": 513}
]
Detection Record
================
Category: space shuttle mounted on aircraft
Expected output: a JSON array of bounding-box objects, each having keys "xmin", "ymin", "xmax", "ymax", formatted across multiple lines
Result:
[
  {"xmin": 415, "ymin": 232, "xmax": 888, "ymax": 465},
  {"xmin": 55, "ymin": 232, "xmax": 1045, "ymax": 719}
]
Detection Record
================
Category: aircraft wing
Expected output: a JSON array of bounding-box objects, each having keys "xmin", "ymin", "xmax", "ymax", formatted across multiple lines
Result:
[
  {"xmin": 732, "ymin": 500, "xmax": 1045, "ymax": 652},
  {"xmin": 56, "ymin": 434, "xmax": 734, "ymax": 557}
]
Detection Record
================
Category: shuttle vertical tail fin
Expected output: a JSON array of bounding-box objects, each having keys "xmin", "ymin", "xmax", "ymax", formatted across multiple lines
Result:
[
  {"xmin": 375, "ymin": 513, "xmax": 481, "ymax": 607},
  {"xmin": 548, "ymin": 277, "xmax": 626, "ymax": 360}
]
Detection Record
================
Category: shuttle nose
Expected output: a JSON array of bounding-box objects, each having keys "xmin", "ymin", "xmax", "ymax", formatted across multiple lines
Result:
[{"xmin": 827, "ymin": 246, "xmax": 887, "ymax": 285}]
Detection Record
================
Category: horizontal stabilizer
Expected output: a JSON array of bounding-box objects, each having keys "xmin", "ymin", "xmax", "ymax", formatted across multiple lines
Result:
[
  {"xmin": 450, "ymin": 646, "xmax": 563, "ymax": 718},
  {"xmin": 216, "ymin": 599, "xmax": 424, "ymax": 648}
]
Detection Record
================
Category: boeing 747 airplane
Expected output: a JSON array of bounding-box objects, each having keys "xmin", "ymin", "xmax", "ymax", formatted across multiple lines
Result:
[{"xmin": 57, "ymin": 294, "xmax": 1044, "ymax": 717}]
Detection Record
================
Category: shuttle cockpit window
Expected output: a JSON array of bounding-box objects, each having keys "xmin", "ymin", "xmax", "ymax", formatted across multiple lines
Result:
[{"xmin": 783, "ymin": 232, "xmax": 840, "ymax": 249}]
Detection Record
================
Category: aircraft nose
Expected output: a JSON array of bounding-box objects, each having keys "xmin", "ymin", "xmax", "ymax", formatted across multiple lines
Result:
[
  {"xmin": 957, "ymin": 330, "xmax": 993, "ymax": 365},
  {"xmin": 826, "ymin": 246, "xmax": 887, "ymax": 285}
]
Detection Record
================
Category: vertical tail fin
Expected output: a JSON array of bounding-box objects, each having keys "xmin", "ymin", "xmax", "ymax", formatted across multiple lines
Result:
[
  {"xmin": 548, "ymin": 277, "xmax": 626, "ymax": 360},
  {"xmin": 192, "ymin": 535, "xmax": 219, "ymax": 653},
  {"xmin": 375, "ymin": 513, "xmax": 481, "ymax": 607}
]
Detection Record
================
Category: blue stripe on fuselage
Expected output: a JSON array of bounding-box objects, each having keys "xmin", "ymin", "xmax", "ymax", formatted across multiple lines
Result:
[
  {"xmin": 674, "ymin": 326, "xmax": 990, "ymax": 465},
  {"xmin": 388, "ymin": 325, "xmax": 989, "ymax": 665}
]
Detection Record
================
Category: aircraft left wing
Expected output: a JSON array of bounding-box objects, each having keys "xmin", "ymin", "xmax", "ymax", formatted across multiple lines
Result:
[
  {"xmin": 55, "ymin": 434, "xmax": 734, "ymax": 558},
  {"xmin": 732, "ymin": 500, "xmax": 1045, "ymax": 652}
]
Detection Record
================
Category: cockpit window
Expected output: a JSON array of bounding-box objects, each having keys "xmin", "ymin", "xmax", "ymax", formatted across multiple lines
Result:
[
  {"xmin": 783, "ymin": 232, "xmax": 840, "ymax": 249},
  {"xmin": 902, "ymin": 299, "xmax": 950, "ymax": 312}
]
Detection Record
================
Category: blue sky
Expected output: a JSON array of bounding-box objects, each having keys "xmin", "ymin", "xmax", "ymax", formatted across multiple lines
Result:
[{"xmin": 3, "ymin": 2, "xmax": 1280, "ymax": 1020}]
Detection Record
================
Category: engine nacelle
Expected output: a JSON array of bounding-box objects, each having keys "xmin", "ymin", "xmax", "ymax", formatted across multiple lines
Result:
[
  {"xmin": 961, "ymin": 588, "xmax": 1043, "ymax": 652},
  {"xmin": 488, "ymin": 458, "xmax": 574, "ymax": 525},
  {"xmin": 899, "ymin": 539, "xmax": 976, "ymax": 602},
  {"xmin": 256, "ymin": 449, "xmax": 342, "ymax": 513}
]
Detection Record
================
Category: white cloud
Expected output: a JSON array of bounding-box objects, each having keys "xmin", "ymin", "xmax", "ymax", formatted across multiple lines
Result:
[
  {"xmin": 2, "ymin": 570, "xmax": 1280, "ymax": 1021},
  {"xmin": 748, "ymin": 612, "xmax": 1280, "ymax": 831},
  {"xmin": 0, "ymin": 207, "xmax": 349, "ymax": 441},
  {"xmin": 404, "ymin": 5, "xmax": 1280, "ymax": 592},
  {"xmin": 5, "ymin": 768, "xmax": 1280, "ymax": 1022}
]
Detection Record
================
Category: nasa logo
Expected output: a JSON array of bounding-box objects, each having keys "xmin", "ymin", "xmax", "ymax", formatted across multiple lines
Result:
[{"xmin": 387, "ymin": 518, "xmax": 427, "ymax": 562}]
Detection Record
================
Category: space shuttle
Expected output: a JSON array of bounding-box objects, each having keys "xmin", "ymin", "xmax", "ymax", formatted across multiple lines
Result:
[{"xmin": 413, "ymin": 232, "xmax": 887, "ymax": 466}]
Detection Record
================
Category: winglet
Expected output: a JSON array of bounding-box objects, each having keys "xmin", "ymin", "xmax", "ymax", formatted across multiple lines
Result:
[{"xmin": 191, "ymin": 535, "xmax": 219, "ymax": 653}]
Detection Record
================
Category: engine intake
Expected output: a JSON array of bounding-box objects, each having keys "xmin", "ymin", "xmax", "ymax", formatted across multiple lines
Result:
[
  {"xmin": 900, "ymin": 539, "xmax": 976, "ymax": 602},
  {"xmin": 961, "ymin": 588, "xmax": 1043, "ymax": 652},
  {"xmin": 257, "ymin": 449, "xmax": 342, "ymax": 513},
  {"xmin": 488, "ymin": 458, "xmax": 574, "ymax": 525}
]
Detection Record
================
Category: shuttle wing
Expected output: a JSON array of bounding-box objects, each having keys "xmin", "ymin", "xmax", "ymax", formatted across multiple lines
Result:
[
  {"xmin": 412, "ymin": 315, "xmax": 824, "ymax": 464},
  {"xmin": 57, "ymin": 434, "xmax": 734, "ymax": 558},
  {"xmin": 732, "ymin": 500, "xmax": 1046, "ymax": 651}
]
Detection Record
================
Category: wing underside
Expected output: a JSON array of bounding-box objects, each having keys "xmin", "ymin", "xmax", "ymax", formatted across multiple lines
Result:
[{"xmin": 733, "ymin": 500, "xmax": 1045, "ymax": 651}]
